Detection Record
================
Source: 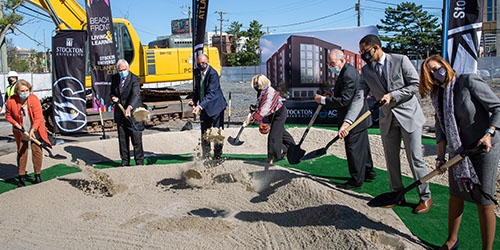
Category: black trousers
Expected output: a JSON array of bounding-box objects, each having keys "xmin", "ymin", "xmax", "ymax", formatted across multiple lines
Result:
[
  {"xmin": 201, "ymin": 109, "xmax": 224, "ymax": 159},
  {"xmin": 268, "ymin": 106, "xmax": 295, "ymax": 161},
  {"xmin": 117, "ymin": 122, "xmax": 144, "ymax": 165},
  {"xmin": 344, "ymin": 128, "xmax": 374, "ymax": 185}
]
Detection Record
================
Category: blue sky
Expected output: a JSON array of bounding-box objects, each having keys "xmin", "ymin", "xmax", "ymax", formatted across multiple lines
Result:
[{"xmin": 12, "ymin": 0, "xmax": 442, "ymax": 51}]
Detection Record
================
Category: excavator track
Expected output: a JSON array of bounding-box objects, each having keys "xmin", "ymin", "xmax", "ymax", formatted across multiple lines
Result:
[{"xmin": 42, "ymin": 88, "xmax": 194, "ymax": 134}]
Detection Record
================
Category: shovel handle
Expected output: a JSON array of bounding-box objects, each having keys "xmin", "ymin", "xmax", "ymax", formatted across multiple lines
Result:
[
  {"xmin": 242, "ymin": 113, "xmax": 252, "ymax": 127},
  {"xmin": 297, "ymin": 104, "xmax": 322, "ymax": 146},
  {"xmin": 420, "ymin": 144, "xmax": 486, "ymax": 183}
]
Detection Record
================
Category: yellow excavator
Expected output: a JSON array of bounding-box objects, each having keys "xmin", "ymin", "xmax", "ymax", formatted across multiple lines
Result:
[{"xmin": 25, "ymin": 0, "xmax": 221, "ymax": 132}]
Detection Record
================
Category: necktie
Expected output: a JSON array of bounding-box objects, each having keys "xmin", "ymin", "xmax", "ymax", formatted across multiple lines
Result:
[
  {"xmin": 200, "ymin": 73, "xmax": 205, "ymax": 100},
  {"xmin": 376, "ymin": 63, "xmax": 385, "ymax": 82},
  {"xmin": 119, "ymin": 78, "xmax": 125, "ymax": 92}
]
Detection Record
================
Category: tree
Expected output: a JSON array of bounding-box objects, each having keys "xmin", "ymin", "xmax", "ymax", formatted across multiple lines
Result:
[
  {"xmin": 377, "ymin": 1, "xmax": 441, "ymax": 59},
  {"xmin": 226, "ymin": 21, "xmax": 244, "ymax": 38},
  {"xmin": 0, "ymin": 0, "xmax": 23, "ymax": 72},
  {"xmin": 225, "ymin": 20, "xmax": 265, "ymax": 66}
]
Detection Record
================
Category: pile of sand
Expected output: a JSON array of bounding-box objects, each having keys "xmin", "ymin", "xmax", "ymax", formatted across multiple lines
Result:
[
  {"xmin": 0, "ymin": 160, "xmax": 424, "ymax": 249},
  {"xmin": 0, "ymin": 127, "xmax": 497, "ymax": 248}
]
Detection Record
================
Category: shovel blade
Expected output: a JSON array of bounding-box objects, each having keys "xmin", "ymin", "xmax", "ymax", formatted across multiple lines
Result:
[
  {"xmin": 367, "ymin": 190, "xmax": 403, "ymax": 207},
  {"xmin": 228, "ymin": 136, "xmax": 243, "ymax": 146},
  {"xmin": 301, "ymin": 148, "xmax": 327, "ymax": 161},
  {"xmin": 287, "ymin": 145, "xmax": 305, "ymax": 165}
]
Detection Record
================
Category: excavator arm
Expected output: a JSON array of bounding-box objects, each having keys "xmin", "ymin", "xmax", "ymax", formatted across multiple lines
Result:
[{"xmin": 25, "ymin": 0, "xmax": 87, "ymax": 30}]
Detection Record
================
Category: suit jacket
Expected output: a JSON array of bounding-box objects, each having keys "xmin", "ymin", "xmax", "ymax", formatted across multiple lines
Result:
[
  {"xmin": 111, "ymin": 72, "xmax": 142, "ymax": 124},
  {"xmin": 5, "ymin": 94, "xmax": 51, "ymax": 149},
  {"xmin": 193, "ymin": 65, "xmax": 227, "ymax": 117},
  {"xmin": 435, "ymin": 73, "xmax": 500, "ymax": 149},
  {"xmin": 325, "ymin": 63, "xmax": 371, "ymax": 133},
  {"xmin": 347, "ymin": 53, "xmax": 425, "ymax": 136}
]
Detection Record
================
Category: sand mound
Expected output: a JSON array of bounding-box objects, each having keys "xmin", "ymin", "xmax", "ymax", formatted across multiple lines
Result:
[{"xmin": 0, "ymin": 160, "xmax": 425, "ymax": 249}]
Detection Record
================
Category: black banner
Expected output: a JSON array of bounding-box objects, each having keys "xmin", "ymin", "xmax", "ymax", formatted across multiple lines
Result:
[
  {"xmin": 52, "ymin": 30, "xmax": 87, "ymax": 133},
  {"xmin": 443, "ymin": 0, "xmax": 484, "ymax": 74},
  {"xmin": 86, "ymin": 0, "xmax": 117, "ymax": 112},
  {"xmin": 192, "ymin": 0, "xmax": 209, "ymax": 70},
  {"xmin": 283, "ymin": 100, "xmax": 339, "ymax": 125}
]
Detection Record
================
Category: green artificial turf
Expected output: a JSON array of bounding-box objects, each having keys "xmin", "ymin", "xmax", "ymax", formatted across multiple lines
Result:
[{"xmin": 0, "ymin": 127, "xmax": 495, "ymax": 249}]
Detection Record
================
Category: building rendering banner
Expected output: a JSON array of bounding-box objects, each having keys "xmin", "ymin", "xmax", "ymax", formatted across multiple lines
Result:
[
  {"xmin": 52, "ymin": 30, "xmax": 87, "ymax": 133},
  {"xmin": 260, "ymin": 26, "xmax": 377, "ymax": 124},
  {"xmin": 443, "ymin": 0, "xmax": 484, "ymax": 74},
  {"xmin": 192, "ymin": 0, "xmax": 209, "ymax": 71},
  {"xmin": 86, "ymin": 0, "xmax": 117, "ymax": 112}
]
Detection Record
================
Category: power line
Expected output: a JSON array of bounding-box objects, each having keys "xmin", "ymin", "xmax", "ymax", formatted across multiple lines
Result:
[
  {"xmin": 20, "ymin": 4, "xmax": 52, "ymax": 19},
  {"xmin": 365, "ymin": 0, "xmax": 441, "ymax": 10},
  {"xmin": 17, "ymin": 10, "xmax": 52, "ymax": 23},
  {"xmin": 268, "ymin": 7, "xmax": 354, "ymax": 28}
]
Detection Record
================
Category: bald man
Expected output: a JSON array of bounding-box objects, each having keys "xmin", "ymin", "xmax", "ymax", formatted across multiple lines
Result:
[
  {"xmin": 314, "ymin": 49, "xmax": 376, "ymax": 190},
  {"xmin": 191, "ymin": 54, "xmax": 227, "ymax": 160}
]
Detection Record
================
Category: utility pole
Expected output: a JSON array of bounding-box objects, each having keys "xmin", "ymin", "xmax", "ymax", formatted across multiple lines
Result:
[
  {"xmin": 355, "ymin": 0, "xmax": 360, "ymax": 27},
  {"xmin": 215, "ymin": 11, "xmax": 227, "ymax": 56},
  {"xmin": 0, "ymin": 1, "xmax": 7, "ymax": 72},
  {"xmin": 180, "ymin": 5, "xmax": 192, "ymax": 34}
]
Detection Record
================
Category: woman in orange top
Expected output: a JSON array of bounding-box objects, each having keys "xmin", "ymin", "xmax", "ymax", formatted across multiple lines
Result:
[{"xmin": 5, "ymin": 79, "xmax": 51, "ymax": 187}]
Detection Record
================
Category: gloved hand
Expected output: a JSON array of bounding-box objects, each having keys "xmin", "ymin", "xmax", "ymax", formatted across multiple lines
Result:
[{"xmin": 259, "ymin": 123, "xmax": 270, "ymax": 134}]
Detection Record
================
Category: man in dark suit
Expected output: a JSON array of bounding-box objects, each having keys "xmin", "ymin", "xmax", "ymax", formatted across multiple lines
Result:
[
  {"xmin": 191, "ymin": 53, "xmax": 227, "ymax": 160},
  {"xmin": 111, "ymin": 59, "xmax": 144, "ymax": 166},
  {"xmin": 314, "ymin": 49, "xmax": 376, "ymax": 190},
  {"xmin": 347, "ymin": 34, "xmax": 432, "ymax": 214}
]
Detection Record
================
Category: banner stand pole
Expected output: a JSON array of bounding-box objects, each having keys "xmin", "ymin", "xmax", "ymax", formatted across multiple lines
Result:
[{"xmin": 98, "ymin": 104, "xmax": 110, "ymax": 140}]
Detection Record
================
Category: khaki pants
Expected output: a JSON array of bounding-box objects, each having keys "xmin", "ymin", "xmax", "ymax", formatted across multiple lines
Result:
[{"xmin": 17, "ymin": 140, "xmax": 43, "ymax": 176}]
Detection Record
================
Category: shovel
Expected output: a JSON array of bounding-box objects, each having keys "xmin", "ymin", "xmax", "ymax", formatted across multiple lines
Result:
[
  {"xmin": 287, "ymin": 104, "xmax": 323, "ymax": 165},
  {"xmin": 368, "ymin": 144, "xmax": 486, "ymax": 207},
  {"xmin": 301, "ymin": 99, "xmax": 386, "ymax": 161},
  {"xmin": 14, "ymin": 127, "xmax": 67, "ymax": 160},
  {"xmin": 228, "ymin": 113, "xmax": 252, "ymax": 146},
  {"xmin": 116, "ymin": 103, "xmax": 145, "ymax": 132}
]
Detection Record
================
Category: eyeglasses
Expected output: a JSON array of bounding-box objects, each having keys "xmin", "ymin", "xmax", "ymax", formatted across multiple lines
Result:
[{"xmin": 359, "ymin": 46, "xmax": 374, "ymax": 55}]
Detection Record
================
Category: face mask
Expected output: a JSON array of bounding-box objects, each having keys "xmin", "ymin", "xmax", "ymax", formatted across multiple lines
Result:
[
  {"xmin": 198, "ymin": 63, "xmax": 208, "ymax": 71},
  {"xmin": 361, "ymin": 48, "xmax": 374, "ymax": 64},
  {"xmin": 330, "ymin": 66, "xmax": 340, "ymax": 74},
  {"xmin": 432, "ymin": 67, "xmax": 447, "ymax": 84},
  {"xmin": 119, "ymin": 70, "xmax": 129, "ymax": 79},
  {"xmin": 254, "ymin": 84, "xmax": 260, "ymax": 92},
  {"xmin": 19, "ymin": 93, "xmax": 30, "ymax": 99},
  {"xmin": 8, "ymin": 78, "xmax": 16, "ymax": 85}
]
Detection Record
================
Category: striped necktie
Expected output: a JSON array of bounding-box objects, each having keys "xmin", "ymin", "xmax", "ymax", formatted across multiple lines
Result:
[{"xmin": 200, "ymin": 73, "xmax": 205, "ymax": 100}]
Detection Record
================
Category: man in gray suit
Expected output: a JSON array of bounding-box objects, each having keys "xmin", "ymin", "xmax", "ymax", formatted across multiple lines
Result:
[{"xmin": 345, "ymin": 34, "xmax": 432, "ymax": 213}]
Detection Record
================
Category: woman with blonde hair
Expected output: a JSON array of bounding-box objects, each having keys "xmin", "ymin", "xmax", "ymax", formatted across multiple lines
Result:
[
  {"xmin": 419, "ymin": 55, "xmax": 500, "ymax": 250},
  {"xmin": 5, "ymin": 79, "xmax": 51, "ymax": 187},
  {"xmin": 244, "ymin": 74, "xmax": 295, "ymax": 164}
]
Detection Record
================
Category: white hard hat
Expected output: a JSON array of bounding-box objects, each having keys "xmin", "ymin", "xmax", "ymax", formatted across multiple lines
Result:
[{"xmin": 7, "ymin": 71, "xmax": 18, "ymax": 78}]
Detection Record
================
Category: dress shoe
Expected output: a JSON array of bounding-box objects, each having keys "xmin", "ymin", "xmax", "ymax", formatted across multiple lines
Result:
[
  {"xmin": 382, "ymin": 198, "xmax": 405, "ymax": 208},
  {"xmin": 338, "ymin": 181, "xmax": 362, "ymax": 190},
  {"xmin": 34, "ymin": 174, "xmax": 42, "ymax": 184},
  {"xmin": 365, "ymin": 171, "xmax": 377, "ymax": 181},
  {"xmin": 413, "ymin": 198, "xmax": 433, "ymax": 214}
]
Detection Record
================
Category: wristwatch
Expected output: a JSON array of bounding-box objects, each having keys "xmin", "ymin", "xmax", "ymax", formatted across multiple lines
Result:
[{"xmin": 486, "ymin": 128, "xmax": 495, "ymax": 137}]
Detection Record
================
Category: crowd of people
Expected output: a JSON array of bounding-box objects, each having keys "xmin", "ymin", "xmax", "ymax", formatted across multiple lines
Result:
[{"xmin": 1, "ymin": 34, "xmax": 499, "ymax": 250}]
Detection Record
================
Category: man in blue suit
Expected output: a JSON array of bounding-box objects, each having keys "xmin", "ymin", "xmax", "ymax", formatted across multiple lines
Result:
[{"xmin": 191, "ymin": 54, "xmax": 227, "ymax": 159}]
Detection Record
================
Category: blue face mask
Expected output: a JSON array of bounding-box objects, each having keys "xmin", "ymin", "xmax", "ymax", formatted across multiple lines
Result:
[
  {"xmin": 119, "ymin": 70, "xmax": 129, "ymax": 78},
  {"xmin": 19, "ymin": 93, "xmax": 30, "ymax": 99},
  {"xmin": 330, "ymin": 66, "xmax": 340, "ymax": 74}
]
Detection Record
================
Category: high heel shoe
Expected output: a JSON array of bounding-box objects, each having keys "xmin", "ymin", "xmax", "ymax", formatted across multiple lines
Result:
[
  {"xmin": 450, "ymin": 239, "xmax": 459, "ymax": 250},
  {"xmin": 441, "ymin": 239, "xmax": 459, "ymax": 250}
]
